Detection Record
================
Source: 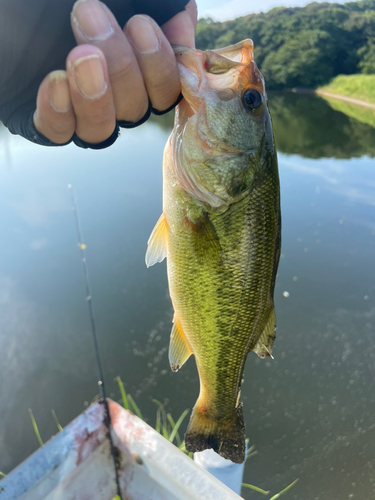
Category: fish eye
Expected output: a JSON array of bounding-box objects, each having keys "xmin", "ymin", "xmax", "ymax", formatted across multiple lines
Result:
[{"xmin": 242, "ymin": 88, "xmax": 264, "ymax": 115}]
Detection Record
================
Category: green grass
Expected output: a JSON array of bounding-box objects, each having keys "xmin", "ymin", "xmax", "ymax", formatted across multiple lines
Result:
[
  {"xmin": 116, "ymin": 376, "xmax": 192, "ymax": 456},
  {"xmin": 241, "ymin": 478, "xmax": 299, "ymax": 498},
  {"xmin": 116, "ymin": 375, "xmax": 143, "ymax": 419},
  {"xmin": 51, "ymin": 409, "xmax": 63, "ymax": 432},
  {"xmin": 319, "ymin": 74, "xmax": 375, "ymax": 105},
  {"xmin": 28, "ymin": 409, "xmax": 44, "ymax": 447},
  {"xmin": 242, "ymin": 482, "xmax": 270, "ymax": 495},
  {"xmin": 269, "ymin": 479, "xmax": 299, "ymax": 499}
]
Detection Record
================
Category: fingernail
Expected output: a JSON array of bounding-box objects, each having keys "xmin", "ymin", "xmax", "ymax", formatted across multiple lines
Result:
[
  {"xmin": 72, "ymin": 0, "xmax": 113, "ymax": 41},
  {"xmin": 72, "ymin": 54, "xmax": 107, "ymax": 99},
  {"xmin": 127, "ymin": 15, "xmax": 160, "ymax": 54},
  {"xmin": 49, "ymin": 71, "xmax": 71, "ymax": 112}
]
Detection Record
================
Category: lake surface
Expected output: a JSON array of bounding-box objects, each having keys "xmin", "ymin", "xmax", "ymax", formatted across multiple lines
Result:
[{"xmin": 0, "ymin": 93, "xmax": 374, "ymax": 499}]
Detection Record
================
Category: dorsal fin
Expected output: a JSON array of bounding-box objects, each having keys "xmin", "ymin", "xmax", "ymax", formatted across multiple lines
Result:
[
  {"xmin": 169, "ymin": 316, "xmax": 193, "ymax": 372},
  {"xmin": 145, "ymin": 214, "xmax": 168, "ymax": 268}
]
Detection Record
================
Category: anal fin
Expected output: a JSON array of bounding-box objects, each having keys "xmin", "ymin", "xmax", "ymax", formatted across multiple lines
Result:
[
  {"xmin": 145, "ymin": 214, "xmax": 168, "ymax": 268},
  {"xmin": 169, "ymin": 316, "xmax": 192, "ymax": 372},
  {"xmin": 253, "ymin": 306, "xmax": 276, "ymax": 359}
]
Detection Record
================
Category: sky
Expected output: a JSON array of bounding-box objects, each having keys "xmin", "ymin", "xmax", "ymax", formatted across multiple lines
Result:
[{"xmin": 198, "ymin": 0, "xmax": 347, "ymax": 20}]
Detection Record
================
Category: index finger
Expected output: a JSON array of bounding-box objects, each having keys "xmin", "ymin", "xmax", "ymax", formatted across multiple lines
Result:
[
  {"xmin": 161, "ymin": 0, "xmax": 197, "ymax": 48},
  {"xmin": 125, "ymin": 15, "xmax": 181, "ymax": 113}
]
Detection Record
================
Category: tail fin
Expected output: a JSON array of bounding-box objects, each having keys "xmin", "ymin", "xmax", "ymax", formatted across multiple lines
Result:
[{"xmin": 184, "ymin": 403, "xmax": 245, "ymax": 464}]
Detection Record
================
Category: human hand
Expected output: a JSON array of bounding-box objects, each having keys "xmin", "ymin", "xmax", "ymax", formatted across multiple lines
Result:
[{"xmin": 33, "ymin": 0, "xmax": 197, "ymax": 147}]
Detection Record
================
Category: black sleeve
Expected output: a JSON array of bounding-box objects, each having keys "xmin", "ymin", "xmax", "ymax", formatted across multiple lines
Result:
[{"xmin": 0, "ymin": 0, "xmax": 189, "ymax": 148}]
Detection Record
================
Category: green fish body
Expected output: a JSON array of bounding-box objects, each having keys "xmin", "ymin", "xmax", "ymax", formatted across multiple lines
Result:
[{"xmin": 146, "ymin": 40, "xmax": 281, "ymax": 463}]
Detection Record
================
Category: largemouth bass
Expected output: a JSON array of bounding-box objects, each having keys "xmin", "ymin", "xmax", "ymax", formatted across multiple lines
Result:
[{"xmin": 146, "ymin": 40, "xmax": 281, "ymax": 464}]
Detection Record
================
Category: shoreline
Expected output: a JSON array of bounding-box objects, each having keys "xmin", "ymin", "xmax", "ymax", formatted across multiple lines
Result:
[
  {"xmin": 315, "ymin": 90, "xmax": 375, "ymax": 110},
  {"xmin": 288, "ymin": 87, "xmax": 375, "ymax": 110}
]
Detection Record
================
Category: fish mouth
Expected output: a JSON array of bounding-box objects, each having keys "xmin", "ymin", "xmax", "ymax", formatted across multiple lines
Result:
[
  {"xmin": 171, "ymin": 44, "xmax": 192, "ymax": 55},
  {"xmin": 172, "ymin": 39, "xmax": 261, "ymax": 90},
  {"xmin": 173, "ymin": 40, "xmax": 265, "ymax": 121},
  {"xmin": 171, "ymin": 39, "xmax": 255, "ymax": 63},
  {"xmin": 171, "ymin": 42, "xmax": 267, "ymax": 208},
  {"xmin": 173, "ymin": 41, "xmax": 264, "ymax": 156}
]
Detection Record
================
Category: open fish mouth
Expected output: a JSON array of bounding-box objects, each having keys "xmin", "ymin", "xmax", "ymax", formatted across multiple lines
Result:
[
  {"xmin": 172, "ymin": 40, "xmax": 266, "ymax": 130},
  {"xmin": 172, "ymin": 39, "xmax": 262, "ymax": 94},
  {"xmin": 172, "ymin": 43, "xmax": 245, "ymax": 116},
  {"xmin": 171, "ymin": 39, "xmax": 255, "ymax": 64}
]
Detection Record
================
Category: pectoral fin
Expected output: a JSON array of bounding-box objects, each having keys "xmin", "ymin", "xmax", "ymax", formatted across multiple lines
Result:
[
  {"xmin": 184, "ymin": 211, "xmax": 224, "ymax": 265},
  {"xmin": 145, "ymin": 214, "xmax": 168, "ymax": 268},
  {"xmin": 253, "ymin": 306, "xmax": 276, "ymax": 359},
  {"xmin": 169, "ymin": 316, "xmax": 193, "ymax": 372}
]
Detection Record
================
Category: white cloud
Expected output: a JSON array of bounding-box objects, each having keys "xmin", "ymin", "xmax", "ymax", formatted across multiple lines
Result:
[
  {"xmin": 280, "ymin": 155, "xmax": 375, "ymax": 209},
  {"xmin": 280, "ymin": 157, "xmax": 342, "ymax": 186},
  {"xmin": 8, "ymin": 189, "xmax": 70, "ymax": 226},
  {"xmin": 30, "ymin": 238, "xmax": 49, "ymax": 250}
]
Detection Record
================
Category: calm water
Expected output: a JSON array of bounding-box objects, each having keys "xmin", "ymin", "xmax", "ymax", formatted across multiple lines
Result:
[{"xmin": 0, "ymin": 93, "xmax": 374, "ymax": 499}]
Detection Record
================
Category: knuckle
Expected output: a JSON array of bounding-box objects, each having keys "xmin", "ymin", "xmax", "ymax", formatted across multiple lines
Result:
[
  {"xmin": 34, "ymin": 112, "xmax": 75, "ymax": 142},
  {"xmin": 145, "ymin": 61, "xmax": 179, "ymax": 94},
  {"xmin": 109, "ymin": 53, "xmax": 138, "ymax": 83},
  {"xmin": 48, "ymin": 134, "xmax": 73, "ymax": 144},
  {"xmin": 149, "ymin": 76, "xmax": 175, "ymax": 94},
  {"xmin": 134, "ymin": 99, "xmax": 149, "ymax": 119},
  {"xmin": 86, "ymin": 107, "xmax": 115, "ymax": 128},
  {"xmin": 116, "ymin": 96, "xmax": 148, "ymax": 122},
  {"xmin": 147, "ymin": 75, "xmax": 180, "ymax": 109},
  {"xmin": 49, "ymin": 118, "xmax": 75, "ymax": 136},
  {"xmin": 76, "ymin": 108, "xmax": 115, "ymax": 142}
]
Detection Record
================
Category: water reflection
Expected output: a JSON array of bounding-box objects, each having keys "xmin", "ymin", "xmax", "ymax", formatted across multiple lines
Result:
[
  {"xmin": 0, "ymin": 95, "xmax": 374, "ymax": 500},
  {"xmin": 269, "ymin": 92, "xmax": 375, "ymax": 159},
  {"xmin": 151, "ymin": 92, "xmax": 375, "ymax": 159},
  {"xmin": 321, "ymin": 94, "xmax": 375, "ymax": 129}
]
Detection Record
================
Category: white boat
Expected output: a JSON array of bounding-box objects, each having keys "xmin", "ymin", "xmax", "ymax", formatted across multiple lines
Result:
[{"xmin": 0, "ymin": 399, "xmax": 242, "ymax": 500}]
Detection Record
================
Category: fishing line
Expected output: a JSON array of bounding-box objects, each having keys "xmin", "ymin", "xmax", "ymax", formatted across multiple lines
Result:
[{"xmin": 68, "ymin": 184, "xmax": 122, "ymax": 500}]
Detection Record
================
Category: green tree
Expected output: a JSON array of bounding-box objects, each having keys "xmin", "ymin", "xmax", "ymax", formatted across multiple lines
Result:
[
  {"xmin": 261, "ymin": 31, "xmax": 336, "ymax": 88},
  {"xmin": 358, "ymin": 40, "xmax": 375, "ymax": 72},
  {"xmin": 195, "ymin": 0, "xmax": 375, "ymax": 89}
]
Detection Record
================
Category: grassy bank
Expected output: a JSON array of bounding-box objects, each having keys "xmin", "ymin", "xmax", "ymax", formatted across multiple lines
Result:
[{"xmin": 318, "ymin": 75, "xmax": 375, "ymax": 106}]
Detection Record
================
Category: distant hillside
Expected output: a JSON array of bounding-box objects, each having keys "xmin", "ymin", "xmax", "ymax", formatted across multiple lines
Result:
[{"xmin": 196, "ymin": 0, "xmax": 375, "ymax": 89}]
